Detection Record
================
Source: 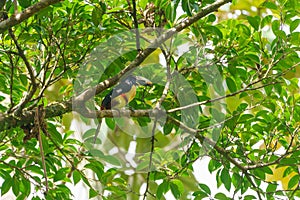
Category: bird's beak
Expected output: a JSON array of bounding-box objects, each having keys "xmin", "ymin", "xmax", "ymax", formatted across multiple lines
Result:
[{"xmin": 135, "ymin": 76, "xmax": 153, "ymax": 86}]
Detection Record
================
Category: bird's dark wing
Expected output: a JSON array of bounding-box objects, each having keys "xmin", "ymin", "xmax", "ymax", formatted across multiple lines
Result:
[
  {"xmin": 101, "ymin": 90, "xmax": 113, "ymax": 110},
  {"xmin": 101, "ymin": 77, "xmax": 136, "ymax": 110}
]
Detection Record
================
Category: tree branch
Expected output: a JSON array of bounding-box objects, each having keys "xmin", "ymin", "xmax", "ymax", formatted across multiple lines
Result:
[
  {"xmin": 168, "ymin": 81, "xmax": 280, "ymax": 113},
  {"xmin": 131, "ymin": 0, "xmax": 141, "ymax": 51},
  {"xmin": 8, "ymin": 28, "xmax": 38, "ymax": 115},
  {"xmin": 0, "ymin": 0, "xmax": 62, "ymax": 33}
]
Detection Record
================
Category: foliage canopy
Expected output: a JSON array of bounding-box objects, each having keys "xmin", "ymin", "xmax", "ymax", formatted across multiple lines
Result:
[{"xmin": 0, "ymin": 0, "xmax": 300, "ymax": 199}]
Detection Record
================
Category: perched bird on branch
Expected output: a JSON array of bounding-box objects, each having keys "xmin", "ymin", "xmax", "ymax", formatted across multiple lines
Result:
[
  {"xmin": 101, "ymin": 75, "xmax": 152, "ymax": 110},
  {"xmin": 93, "ymin": 75, "xmax": 152, "ymax": 143}
]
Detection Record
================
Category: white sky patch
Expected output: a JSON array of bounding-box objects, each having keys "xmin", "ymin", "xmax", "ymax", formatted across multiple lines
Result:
[{"xmin": 125, "ymin": 141, "xmax": 138, "ymax": 168}]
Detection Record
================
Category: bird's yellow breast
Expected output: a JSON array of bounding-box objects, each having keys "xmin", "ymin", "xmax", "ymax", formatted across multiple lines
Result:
[{"xmin": 111, "ymin": 85, "xmax": 136, "ymax": 108}]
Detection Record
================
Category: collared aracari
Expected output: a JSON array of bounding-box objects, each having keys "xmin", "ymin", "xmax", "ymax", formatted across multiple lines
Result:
[
  {"xmin": 94, "ymin": 75, "xmax": 152, "ymax": 143},
  {"xmin": 101, "ymin": 75, "xmax": 152, "ymax": 110}
]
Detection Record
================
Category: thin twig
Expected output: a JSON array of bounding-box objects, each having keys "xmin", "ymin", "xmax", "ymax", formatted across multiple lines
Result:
[
  {"xmin": 244, "ymin": 172, "xmax": 263, "ymax": 200},
  {"xmin": 143, "ymin": 40, "xmax": 173, "ymax": 199},
  {"xmin": 35, "ymin": 106, "xmax": 49, "ymax": 193},
  {"xmin": 8, "ymin": 28, "xmax": 38, "ymax": 115},
  {"xmin": 143, "ymin": 116, "xmax": 158, "ymax": 200},
  {"xmin": 0, "ymin": 159, "xmax": 42, "ymax": 188},
  {"xmin": 131, "ymin": 0, "xmax": 141, "ymax": 51},
  {"xmin": 7, "ymin": 53, "xmax": 15, "ymax": 112},
  {"xmin": 168, "ymin": 81, "xmax": 280, "ymax": 113}
]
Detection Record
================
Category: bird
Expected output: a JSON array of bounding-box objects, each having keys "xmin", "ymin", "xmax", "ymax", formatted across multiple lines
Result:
[
  {"xmin": 94, "ymin": 75, "xmax": 152, "ymax": 144},
  {"xmin": 100, "ymin": 75, "xmax": 152, "ymax": 110}
]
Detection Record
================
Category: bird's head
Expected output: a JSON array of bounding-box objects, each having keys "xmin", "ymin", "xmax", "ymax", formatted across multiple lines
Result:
[
  {"xmin": 121, "ymin": 75, "xmax": 152, "ymax": 86},
  {"xmin": 134, "ymin": 75, "xmax": 153, "ymax": 86}
]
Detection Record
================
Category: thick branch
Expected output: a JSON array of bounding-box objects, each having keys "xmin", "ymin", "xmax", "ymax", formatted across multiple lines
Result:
[
  {"xmin": 0, "ymin": 0, "xmax": 62, "ymax": 33},
  {"xmin": 0, "ymin": 100, "xmax": 72, "ymax": 131}
]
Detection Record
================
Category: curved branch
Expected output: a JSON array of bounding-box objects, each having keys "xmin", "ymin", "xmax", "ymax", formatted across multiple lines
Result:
[
  {"xmin": 0, "ymin": 0, "xmax": 62, "ymax": 33},
  {"xmin": 9, "ymin": 28, "xmax": 37, "ymax": 115}
]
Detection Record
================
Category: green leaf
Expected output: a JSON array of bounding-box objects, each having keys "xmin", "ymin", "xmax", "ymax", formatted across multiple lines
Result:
[
  {"xmin": 19, "ymin": 74, "xmax": 28, "ymax": 86},
  {"xmin": 193, "ymin": 191, "xmax": 209, "ymax": 199},
  {"xmin": 103, "ymin": 155, "xmax": 121, "ymax": 166},
  {"xmin": 170, "ymin": 179, "xmax": 184, "ymax": 199},
  {"xmin": 236, "ymin": 24, "xmax": 251, "ymax": 37},
  {"xmin": 226, "ymin": 77, "xmax": 237, "ymax": 93},
  {"xmin": 89, "ymin": 188, "xmax": 98, "ymax": 198},
  {"xmin": 214, "ymin": 192, "xmax": 230, "ymax": 200},
  {"xmin": 208, "ymin": 159, "xmax": 221, "ymax": 173},
  {"xmin": 220, "ymin": 168, "xmax": 231, "ymax": 191},
  {"xmin": 272, "ymin": 20, "xmax": 281, "ymax": 36},
  {"xmin": 82, "ymin": 128, "xmax": 97, "ymax": 140},
  {"xmin": 12, "ymin": 176, "xmax": 20, "ymax": 196},
  {"xmin": 207, "ymin": 14, "xmax": 216, "ymax": 23},
  {"xmin": 237, "ymin": 103, "xmax": 248, "ymax": 111},
  {"xmin": 1, "ymin": 178, "xmax": 12, "ymax": 195},
  {"xmin": 253, "ymin": 168, "xmax": 266, "ymax": 180},
  {"xmin": 84, "ymin": 161, "xmax": 104, "ymax": 180},
  {"xmin": 48, "ymin": 122, "xmax": 63, "ymax": 144},
  {"xmin": 279, "ymin": 157, "xmax": 298, "ymax": 165},
  {"xmin": 262, "ymin": 166, "xmax": 273, "ymax": 175},
  {"xmin": 206, "ymin": 25, "xmax": 223, "ymax": 39},
  {"xmin": 288, "ymin": 174, "xmax": 299, "ymax": 189},
  {"xmin": 283, "ymin": 167, "xmax": 295, "ymax": 177},
  {"xmin": 242, "ymin": 178, "xmax": 250, "ymax": 194},
  {"xmin": 245, "ymin": 53, "xmax": 260, "ymax": 64},
  {"xmin": 136, "ymin": 160, "xmax": 149, "ymax": 171},
  {"xmin": 290, "ymin": 19, "xmax": 300, "ymax": 33},
  {"xmin": 261, "ymin": 1, "xmax": 278, "ymax": 10},
  {"xmin": 198, "ymin": 183, "xmax": 211, "ymax": 195},
  {"xmin": 252, "ymin": 124, "xmax": 263, "ymax": 132},
  {"xmin": 89, "ymin": 149, "xmax": 105, "ymax": 158},
  {"xmin": 105, "ymin": 118, "xmax": 116, "ymax": 130},
  {"xmin": 182, "ymin": 0, "xmax": 193, "ymax": 16},
  {"xmin": 20, "ymin": 178, "xmax": 31, "ymax": 196},
  {"xmin": 238, "ymin": 114, "xmax": 254, "ymax": 123},
  {"xmin": 165, "ymin": 3, "xmax": 176, "ymax": 22},
  {"xmin": 157, "ymin": 181, "xmax": 169, "ymax": 200},
  {"xmin": 27, "ymin": 165, "xmax": 43, "ymax": 175},
  {"xmin": 73, "ymin": 170, "xmax": 81, "ymax": 185},
  {"xmin": 92, "ymin": 6, "xmax": 104, "ymax": 26},
  {"xmin": 232, "ymin": 173, "xmax": 242, "ymax": 188},
  {"xmin": 266, "ymin": 183, "xmax": 277, "ymax": 193},
  {"xmin": 244, "ymin": 195, "xmax": 257, "ymax": 200},
  {"xmin": 18, "ymin": 0, "xmax": 31, "ymax": 8},
  {"xmin": 225, "ymin": 116, "xmax": 238, "ymax": 131},
  {"xmin": 16, "ymin": 194, "xmax": 27, "ymax": 200},
  {"xmin": 275, "ymin": 30, "xmax": 286, "ymax": 39},
  {"xmin": 163, "ymin": 123, "xmax": 173, "ymax": 135},
  {"xmin": 54, "ymin": 168, "xmax": 68, "ymax": 182},
  {"xmin": 247, "ymin": 16, "xmax": 260, "ymax": 31},
  {"xmin": 210, "ymin": 108, "xmax": 225, "ymax": 123},
  {"xmin": 261, "ymin": 15, "xmax": 273, "ymax": 28}
]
